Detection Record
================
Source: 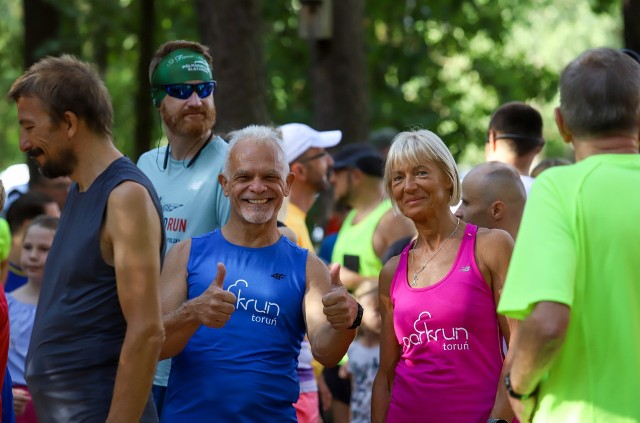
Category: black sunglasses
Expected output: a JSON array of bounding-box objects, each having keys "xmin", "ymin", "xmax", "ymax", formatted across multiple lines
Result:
[
  {"xmin": 159, "ymin": 81, "xmax": 217, "ymax": 100},
  {"xmin": 297, "ymin": 151, "xmax": 329, "ymax": 163}
]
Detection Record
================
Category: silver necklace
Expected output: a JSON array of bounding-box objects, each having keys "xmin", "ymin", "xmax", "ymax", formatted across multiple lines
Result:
[{"xmin": 410, "ymin": 218, "xmax": 460, "ymax": 287}]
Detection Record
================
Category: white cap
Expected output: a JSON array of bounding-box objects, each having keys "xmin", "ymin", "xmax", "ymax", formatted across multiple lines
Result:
[{"xmin": 279, "ymin": 123, "xmax": 342, "ymax": 163}]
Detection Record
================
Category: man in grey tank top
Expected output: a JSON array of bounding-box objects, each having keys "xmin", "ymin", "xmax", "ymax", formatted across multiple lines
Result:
[{"xmin": 8, "ymin": 55, "xmax": 164, "ymax": 422}]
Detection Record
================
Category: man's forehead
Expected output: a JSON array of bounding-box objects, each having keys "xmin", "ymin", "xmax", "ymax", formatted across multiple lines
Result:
[{"xmin": 461, "ymin": 174, "xmax": 482, "ymax": 196}]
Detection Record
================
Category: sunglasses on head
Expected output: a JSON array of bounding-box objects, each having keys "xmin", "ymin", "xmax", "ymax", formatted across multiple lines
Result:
[{"xmin": 159, "ymin": 81, "xmax": 217, "ymax": 100}]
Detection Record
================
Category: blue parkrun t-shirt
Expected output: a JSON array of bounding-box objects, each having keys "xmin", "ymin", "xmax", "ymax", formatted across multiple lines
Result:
[{"xmin": 162, "ymin": 230, "xmax": 308, "ymax": 422}]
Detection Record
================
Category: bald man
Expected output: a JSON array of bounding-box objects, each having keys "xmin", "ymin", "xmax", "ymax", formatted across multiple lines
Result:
[{"xmin": 455, "ymin": 162, "xmax": 526, "ymax": 240}]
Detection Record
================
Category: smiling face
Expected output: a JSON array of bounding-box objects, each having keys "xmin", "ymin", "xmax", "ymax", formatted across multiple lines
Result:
[
  {"xmin": 219, "ymin": 138, "xmax": 293, "ymax": 225},
  {"xmin": 389, "ymin": 159, "xmax": 453, "ymax": 220},
  {"xmin": 20, "ymin": 224, "xmax": 55, "ymax": 285},
  {"xmin": 17, "ymin": 96, "xmax": 78, "ymax": 178},
  {"xmin": 159, "ymin": 81, "xmax": 216, "ymax": 139}
]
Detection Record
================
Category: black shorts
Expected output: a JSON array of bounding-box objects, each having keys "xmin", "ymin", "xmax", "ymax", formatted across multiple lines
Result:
[
  {"xmin": 323, "ymin": 365, "xmax": 351, "ymax": 404},
  {"xmin": 28, "ymin": 368, "xmax": 158, "ymax": 423}
]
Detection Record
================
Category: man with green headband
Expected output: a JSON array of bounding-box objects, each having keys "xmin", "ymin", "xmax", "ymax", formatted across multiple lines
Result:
[{"xmin": 137, "ymin": 40, "xmax": 230, "ymax": 417}]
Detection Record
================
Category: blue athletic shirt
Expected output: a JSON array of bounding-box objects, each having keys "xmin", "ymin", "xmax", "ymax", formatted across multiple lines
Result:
[{"xmin": 162, "ymin": 229, "xmax": 308, "ymax": 422}]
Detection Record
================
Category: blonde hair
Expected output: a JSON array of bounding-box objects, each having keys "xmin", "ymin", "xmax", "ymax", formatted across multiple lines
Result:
[{"xmin": 383, "ymin": 129, "xmax": 461, "ymax": 213}]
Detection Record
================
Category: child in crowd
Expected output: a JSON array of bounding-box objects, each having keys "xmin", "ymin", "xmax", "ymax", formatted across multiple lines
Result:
[
  {"xmin": 7, "ymin": 215, "xmax": 58, "ymax": 423},
  {"xmin": 339, "ymin": 280, "xmax": 381, "ymax": 423}
]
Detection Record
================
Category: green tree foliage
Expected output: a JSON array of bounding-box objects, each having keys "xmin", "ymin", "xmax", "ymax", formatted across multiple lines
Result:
[{"xmin": 0, "ymin": 0, "xmax": 623, "ymax": 173}]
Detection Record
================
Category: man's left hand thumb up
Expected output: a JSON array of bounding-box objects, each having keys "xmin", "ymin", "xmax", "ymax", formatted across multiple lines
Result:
[{"xmin": 322, "ymin": 263, "xmax": 358, "ymax": 329}]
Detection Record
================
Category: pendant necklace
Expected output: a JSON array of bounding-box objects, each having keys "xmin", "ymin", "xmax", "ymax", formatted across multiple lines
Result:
[{"xmin": 410, "ymin": 218, "xmax": 460, "ymax": 287}]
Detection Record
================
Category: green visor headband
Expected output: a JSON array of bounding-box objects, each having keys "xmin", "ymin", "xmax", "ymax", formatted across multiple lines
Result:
[{"xmin": 151, "ymin": 49, "xmax": 214, "ymax": 106}]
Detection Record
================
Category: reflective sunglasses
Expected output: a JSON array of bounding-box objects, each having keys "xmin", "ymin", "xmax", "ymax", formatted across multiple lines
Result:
[{"xmin": 160, "ymin": 81, "xmax": 217, "ymax": 100}]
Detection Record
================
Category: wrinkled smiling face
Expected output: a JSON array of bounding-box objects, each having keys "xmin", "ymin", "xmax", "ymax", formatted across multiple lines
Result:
[
  {"xmin": 220, "ymin": 140, "xmax": 292, "ymax": 225},
  {"xmin": 389, "ymin": 160, "xmax": 453, "ymax": 219},
  {"xmin": 17, "ymin": 96, "xmax": 78, "ymax": 178}
]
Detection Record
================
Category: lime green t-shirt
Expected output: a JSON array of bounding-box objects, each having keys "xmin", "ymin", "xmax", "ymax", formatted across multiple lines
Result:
[
  {"xmin": 0, "ymin": 218, "xmax": 10, "ymax": 261},
  {"xmin": 498, "ymin": 154, "xmax": 640, "ymax": 422},
  {"xmin": 331, "ymin": 200, "xmax": 391, "ymax": 278}
]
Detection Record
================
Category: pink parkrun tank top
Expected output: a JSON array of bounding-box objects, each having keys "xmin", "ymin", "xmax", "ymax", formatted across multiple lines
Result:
[{"xmin": 386, "ymin": 224, "xmax": 503, "ymax": 423}]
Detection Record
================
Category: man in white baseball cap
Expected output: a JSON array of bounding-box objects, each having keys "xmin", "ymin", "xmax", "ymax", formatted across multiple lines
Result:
[
  {"xmin": 279, "ymin": 123, "xmax": 342, "ymax": 164},
  {"xmin": 278, "ymin": 123, "xmax": 341, "ymax": 250},
  {"xmin": 277, "ymin": 122, "xmax": 341, "ymax": 423}
]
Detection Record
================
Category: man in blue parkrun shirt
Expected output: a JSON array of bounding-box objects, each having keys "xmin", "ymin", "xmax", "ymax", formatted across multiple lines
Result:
[
  {"xmin": 137, "ymin": 40, "xmax": 231, "ymax": 416},
  {"xmin": 158, "ymin": 125, "xmax": 362, "ymax": 422}
]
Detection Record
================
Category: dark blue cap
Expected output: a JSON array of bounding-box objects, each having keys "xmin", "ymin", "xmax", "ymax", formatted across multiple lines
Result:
[{"xmin": 332, "ymin": 143, "xmax": 385, "ymax": 177}]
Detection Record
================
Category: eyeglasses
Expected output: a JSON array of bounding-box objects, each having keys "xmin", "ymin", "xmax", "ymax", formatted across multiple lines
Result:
[
  {"xmin": 297, "ymin": 151, "xmax": 329, "ymax": 163},
  {"xmin": 158, "ymin": 81, "xmax": 217, "ymax": 100}
]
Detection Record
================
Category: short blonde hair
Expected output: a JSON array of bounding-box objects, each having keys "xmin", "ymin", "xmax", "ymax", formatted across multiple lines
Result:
[{"xmin": 384, "ymin": 129, "xmax": 460, "ymax": 213}]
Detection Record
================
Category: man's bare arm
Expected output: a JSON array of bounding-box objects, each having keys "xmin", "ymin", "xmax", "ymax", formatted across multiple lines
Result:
[
  {"xmin": 304, "ymin": 255, "xmax": 357, "ymax": 367},
  {"xmin": 373, "ymin": 210, "xmax": 416, "ymax": 260},
  {"xmin": 103, "ymin": 181, "xmax": 164, "ymax": 423},
  {"xmin": 506, "ymin": 301, "xmax": 570, "ymax": 422}
]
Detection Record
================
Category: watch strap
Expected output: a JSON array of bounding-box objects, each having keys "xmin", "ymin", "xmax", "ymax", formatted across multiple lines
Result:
[{"xmin": 348, "ymin": 302, "xmax": 363, "ymax": 329}]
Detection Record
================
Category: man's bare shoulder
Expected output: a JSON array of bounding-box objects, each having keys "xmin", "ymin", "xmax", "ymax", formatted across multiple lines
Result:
[
  {"xmin": 107, "ymin": 180, "xmax": 154, "ymax": 210},
  {"xmin": 306, "ymin": 250, "xmax": 330, "ymax": 274}
]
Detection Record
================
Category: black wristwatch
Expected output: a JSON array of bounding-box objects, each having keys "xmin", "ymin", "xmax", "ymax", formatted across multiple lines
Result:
[
  {"xmin": 504, "ymin": 372, "xmax": 538, "ymax": 400},
  {"xmin": 348, "ymin": 302, "xmax": 363, "ymax": 329},
  {"xmin": 487, "ymin": 419, "xmax": 509, "ymax": 423}
]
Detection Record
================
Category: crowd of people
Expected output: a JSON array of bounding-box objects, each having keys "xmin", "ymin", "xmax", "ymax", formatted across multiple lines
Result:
[{"xmin": 0, "ymin": 41, "xmax": 638, "ymax": 423}]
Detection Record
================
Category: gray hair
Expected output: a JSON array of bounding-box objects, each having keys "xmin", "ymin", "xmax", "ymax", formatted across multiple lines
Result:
[
  {"xmin": 559, "ymin": 48, "xmax": 640, "ymax": 138},
  {"xmin": 222, "ymin": 125, "xmax": 289, "ymax": 178},
  {"xmin": 384, "ymin": 129, "xmax": 461, "ymax": 212}
]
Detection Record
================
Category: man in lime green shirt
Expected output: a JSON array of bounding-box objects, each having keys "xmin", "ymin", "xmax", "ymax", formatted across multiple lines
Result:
[{"xmin": 498, "ymin": 48, "xmax": 640, "ymax": 423}]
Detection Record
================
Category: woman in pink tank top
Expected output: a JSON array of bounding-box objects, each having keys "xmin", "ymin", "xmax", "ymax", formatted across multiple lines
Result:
[{"xmin": 371, "ymin": 130, "xmax": 516, "ymax": 423}]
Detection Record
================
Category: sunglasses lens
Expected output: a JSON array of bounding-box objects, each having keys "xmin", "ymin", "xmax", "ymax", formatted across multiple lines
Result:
[
  {"xmin": 165, "ymin": 84, "xmax": 194, "ymax": 99},
  {"xmin": 195, "ymin": 82, "xmax": 215, "ymax": 98},
  {"xmin": 164, "ymin": 82, "xmax": 216, "ymax": 100}
]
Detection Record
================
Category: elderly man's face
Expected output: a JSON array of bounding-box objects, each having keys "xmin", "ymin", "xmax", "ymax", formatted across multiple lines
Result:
[{"xmin": 220, "ymin": 139, "xmax": 292, "ymax": 225}]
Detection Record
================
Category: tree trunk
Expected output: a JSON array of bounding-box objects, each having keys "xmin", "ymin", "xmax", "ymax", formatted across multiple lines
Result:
[
  {"xmin": 23, "ymin": 0, "xmax": 62, "ymax": 181},
  {"xmin": 23, "ymin": 0, "xmax": 60, "ymax": 67},
  {"xmin": 133, "ymin": 0, "xmax": 156, "ymax": 161},
  {"xmin": 194, "ymin": 0, "xmax": 270, "ymax": 137},
  {"xmin": 623, "ymin": 0, "xmax": 640, "ymax": 53},
  {"xmin": 310, "ymin": 0, "xmax": 369, "ymax": 144}
]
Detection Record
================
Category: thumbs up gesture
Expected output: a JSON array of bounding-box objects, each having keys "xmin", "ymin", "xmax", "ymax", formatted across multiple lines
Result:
[
  {"xmin": 322, "ymin": 263, "xmax": 359, "ymax": 330},
  {"xmin": 190, "ymin": 262, "xmax": 237, "ymax": 328}
]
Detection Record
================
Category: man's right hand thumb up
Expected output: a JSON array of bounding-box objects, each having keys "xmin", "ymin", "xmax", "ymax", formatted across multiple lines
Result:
[{"xmin": 191, "ymin": 262, "xmax": 237, "ymax": 328}]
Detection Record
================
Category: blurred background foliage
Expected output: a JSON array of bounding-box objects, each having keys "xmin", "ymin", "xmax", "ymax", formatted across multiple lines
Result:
[{"xmin": 0, "ymin": 0, "xmax": 626, "ymax": 174}]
